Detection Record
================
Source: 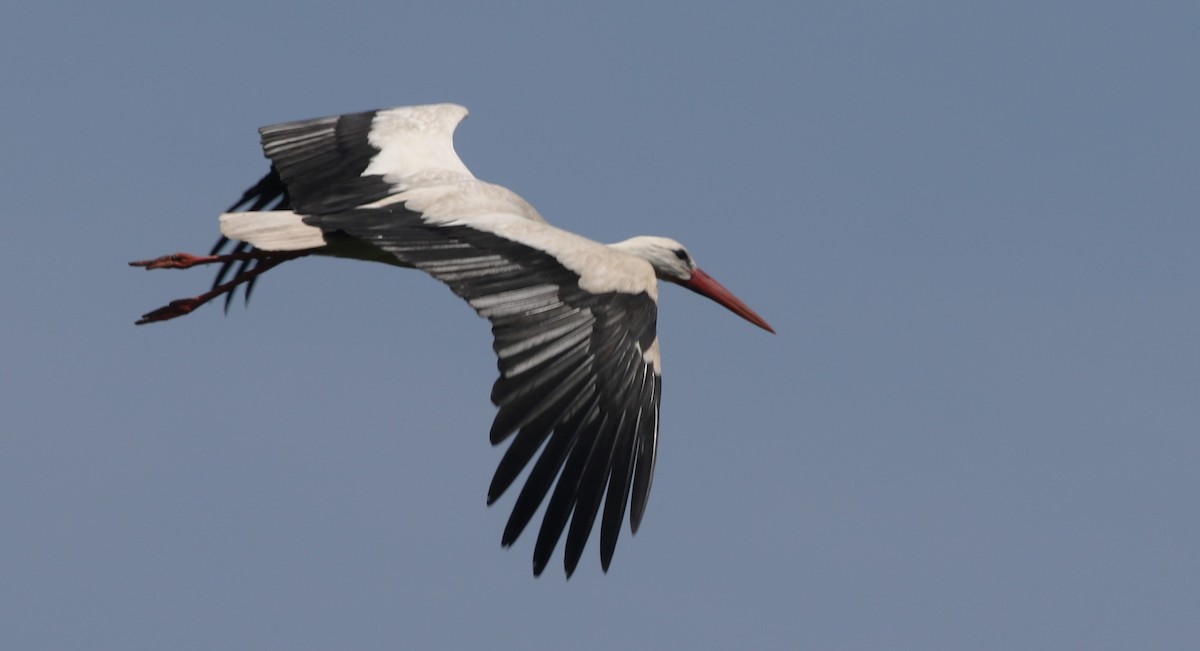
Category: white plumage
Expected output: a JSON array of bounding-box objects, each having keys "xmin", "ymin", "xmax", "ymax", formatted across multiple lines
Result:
[{"xmin": 133, "ymin": 103, "xmax": 773, "ymax": 577}]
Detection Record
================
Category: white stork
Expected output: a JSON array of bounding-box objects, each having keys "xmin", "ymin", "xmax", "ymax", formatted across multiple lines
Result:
[{"xmin": 132, "ymin": 103, "xmax": 774, "ymax": 577}]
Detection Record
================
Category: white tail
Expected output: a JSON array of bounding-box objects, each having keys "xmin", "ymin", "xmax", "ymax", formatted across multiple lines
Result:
[{"xmin": 218, "ymin": 211, "xmax": 326, "ymax": 251}]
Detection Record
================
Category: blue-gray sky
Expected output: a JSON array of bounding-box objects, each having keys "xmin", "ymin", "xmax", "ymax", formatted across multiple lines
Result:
[{"xmin": 3, "ymin": 2, "xmax": 1197, "ymax": 649}]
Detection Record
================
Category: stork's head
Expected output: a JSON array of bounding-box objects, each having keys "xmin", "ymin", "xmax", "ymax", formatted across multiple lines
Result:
[{"xmin": 612, "ymin": 236, "xmax": 775, "ymax": 333}]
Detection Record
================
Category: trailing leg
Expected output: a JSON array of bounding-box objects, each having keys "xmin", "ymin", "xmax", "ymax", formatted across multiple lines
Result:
[{"xmin": 130, "ymin": 248, "xmax": 311, "ymax": 325}]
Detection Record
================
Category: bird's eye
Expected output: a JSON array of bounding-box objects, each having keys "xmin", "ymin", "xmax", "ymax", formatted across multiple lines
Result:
[{"xmin": 673, "ymin": 249, "xmax": 691, "ymax": 263}]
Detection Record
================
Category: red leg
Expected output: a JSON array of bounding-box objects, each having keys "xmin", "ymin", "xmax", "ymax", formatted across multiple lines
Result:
[
  {"xmin": 132, "ymin": 249, "xmax": 310, "ymax": 325},
  {"xmin": 129, "ymin": 251, "xmax": 262, "ymax": 270}
]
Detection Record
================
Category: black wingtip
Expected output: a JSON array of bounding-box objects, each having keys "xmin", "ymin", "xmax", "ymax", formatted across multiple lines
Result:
[
  {"xmin": 600, "ymin": 546, "xmax": 615, "ymax": 573},
  {"xmin": 208, "ymin": 236, "xmax": 230, "ymax": 257},
  {"xmin": 501, "ymin": 519, "xmax": 523, "ymax": 548},
  {"xmin": 242, "ymin": 273, "xmax": 260, "ymax": 307},
  {"xmin": 222, "ymin": 258, "xmax": 253, "ymax": 313}
]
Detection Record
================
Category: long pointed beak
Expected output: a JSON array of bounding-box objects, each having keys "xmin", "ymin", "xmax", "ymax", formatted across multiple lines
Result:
[{"xmin": 680, "ymin": 268, "xmax": 775, "ymax": 334}]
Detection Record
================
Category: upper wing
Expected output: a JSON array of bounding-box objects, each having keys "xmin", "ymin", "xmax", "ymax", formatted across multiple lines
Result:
[
  {"xmin": 211, "ymin": 103, "xmax": 542, "ymax": 305},
  {"xmin": 305, "ymin": 204, "xmax": 663, "ymax": 577},
  {"xmin": 259, "ymin": 104, "xmax": 473, "ymax": 214}
]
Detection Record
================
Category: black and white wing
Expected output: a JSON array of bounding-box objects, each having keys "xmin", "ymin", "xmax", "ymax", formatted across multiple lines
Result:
[
  {"xmin": 211, "ymin": 104, "xmax": 537, "ymax": 303},
  {"xmin": 307, "ymin": 205, "xmax": 663, "ymax": 576}
]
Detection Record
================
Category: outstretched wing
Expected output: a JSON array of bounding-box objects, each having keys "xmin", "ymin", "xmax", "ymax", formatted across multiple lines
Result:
[
  {"xmin": 306, "ymin": 204, "xmax": 663, "ymax": 576},
  {"xmin": 212, "ymin": 104, "xmax": 508, "ymax": 305},
  {"xmin": 260, "ymin": 104, "xmax": 474, "ymax": 214}
]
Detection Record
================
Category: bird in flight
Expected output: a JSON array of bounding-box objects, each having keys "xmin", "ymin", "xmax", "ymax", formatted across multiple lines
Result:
[{"xmin": 131, "ymin": 103, "xmax": 774, "ymax": 576}]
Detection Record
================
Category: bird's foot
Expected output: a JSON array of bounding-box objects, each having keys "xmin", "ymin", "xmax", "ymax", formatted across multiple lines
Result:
[{"xmin": 135, "ymin": 298, "xmax": 204, "ymax": 325}]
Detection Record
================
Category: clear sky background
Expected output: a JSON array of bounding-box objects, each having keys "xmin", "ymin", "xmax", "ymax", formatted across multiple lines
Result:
[{"xmin": 2, "ymin": 2, "xmax": 1197, "ymax": 649}]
